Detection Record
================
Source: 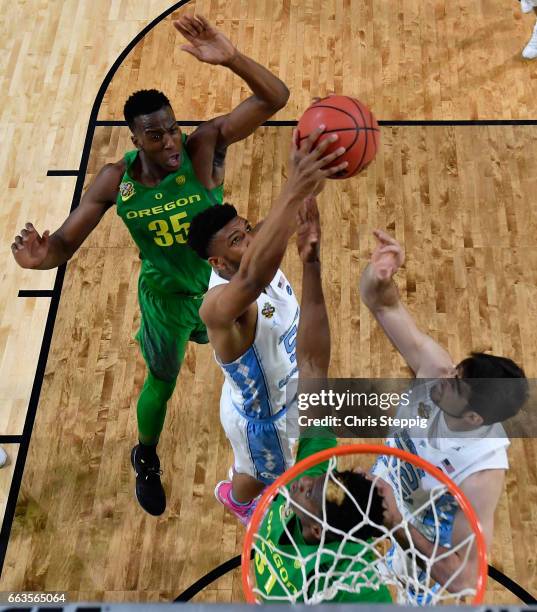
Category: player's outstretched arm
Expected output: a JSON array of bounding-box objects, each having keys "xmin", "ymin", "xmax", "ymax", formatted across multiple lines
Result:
[
  {"xmin": 174, "ymin": 14, "xmax": 289, "ymax": 142},
  {"xmin": 295, "ymin": 196, "xmax": 330, "ymax": 380},
  {"xmin": 359, "ymin": 230, "xmax": 453, "ymax": 377},
  {"xmin": 174, "ymin": 15, "xmax": 289, "ymax": 188},
  {"xmin": 201, "ymin": 128, "xmax": 348, "ymax": 329},
  {"xmin": 11, "ymin": 163, "xmax": 123, "ymax": 270}
]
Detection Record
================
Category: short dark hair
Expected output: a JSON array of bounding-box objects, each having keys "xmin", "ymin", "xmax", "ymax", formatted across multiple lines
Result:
[
  {"xmin": 123, "ymin": 89, "xmax": 171, "ymax": 130},
  {"xmin": 323, "ymin": 471, "xmax": 384, "ymax": 542},
  {"xmin": 187, "ymin": 203, "xmax": 238, "ymax": 259},
  {"xmin": 458, "ymin": 352, "xmax": 528, "ymax": 425}
]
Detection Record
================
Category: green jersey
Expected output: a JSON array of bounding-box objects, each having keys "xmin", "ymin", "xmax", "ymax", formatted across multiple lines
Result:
[
  {"xmin": 254, "ymin": 429, "xmax": 392, "ymax": 603},
  {"xmin": 116, "ymin": 134, "xmax": 224, "ymax": 295}
]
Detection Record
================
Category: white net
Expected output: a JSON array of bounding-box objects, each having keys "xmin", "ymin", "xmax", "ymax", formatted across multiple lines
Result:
[{"xmin": 244, "ymin": 448, "xmax": 486, "ymax": 606}]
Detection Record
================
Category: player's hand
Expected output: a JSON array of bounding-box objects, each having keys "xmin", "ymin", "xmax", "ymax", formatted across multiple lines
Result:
[
  {"xmin": 173, "ymin": 15, "xmax": 238, "ymax": 66},
  {"xmin": 311, "ymin": 93, "xmax": 337, "ymax": 104},
  {"xmin": 370, "ymin": 230, "xmax": 405, "ymax": 281},
  {"xmin": 375, "ymin": 477, "xmax": 403, "ymax": 530},
  {"xmin": 285, "ymin": 127, "xmax": 348, "ymax": 200},
  {"xmin": 296, "ymin": 196, "xmax": 321, "ymax": 263},
  {"xmin": 11, "ymin": 223, "xmax": 50, "ymax": 269}
]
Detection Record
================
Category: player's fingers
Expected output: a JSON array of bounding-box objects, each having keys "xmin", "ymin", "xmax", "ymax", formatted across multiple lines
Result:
[
  {"xmin": 190, "ymin": 16, "xmax": 204, "ymax": 34},
  {"xmin": 291, "ymin": 128, "xmax": 300, "ymax": 150},
  {"xmin": 11, "ymin": 242, "xmax": 23, "ymax": 252},
  {"xmin": 14, "ymin": 235, "xmax": 23, "ymax": 247},
  {"xmin": 322, "ymin": 160, "xmax": 349, "ymax": 177},
  {"xmin": 179, "ymin": 16, "xmax": 198, "ymax": 38},
  {"xmin": 307, "ymin": 133, "xmax": 339, "ymax": 160},
  {"xmin": 25, "ymin": 222, "xmax": 36, "ymax": 232},
  {"xmin": 175, "ymin": 23, "xmax": 195, "ymax": 41},
  {"xmin": 193, "ymin": 15, "xmax": 207, "ymax": 31},
  {"xmin": 20, "ymin": 229, "xmax": 29, "ymax": 240},
  {"xmin": 196, "ymin": 14, "xmax": 212, "ymax": 29},
  {"xmin": 300, "ymin": 125, "xmax": 326, "ymax": 154},
  {"xmin": 373, "ymin": 229, "xmax": 398, "ymax": 246},
  {"xmin": 378, "ymin": 245, "xmax": 401, "ymax": 256},
  {"xmin": 314, "ymin": 145, "xmax": 346, "ymax": 168}
]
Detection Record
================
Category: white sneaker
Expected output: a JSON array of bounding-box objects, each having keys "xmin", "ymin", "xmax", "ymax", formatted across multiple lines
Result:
[
  {"xmin": 521, "ymin": 0, "xmax": 537, "ymax": 14},
  {"xmin": 0, "ymin": 446, "xmax": 7, "ymax": 469},
  {"xmin": 522, "ymin": 22, "xmax": 537, "ymax": 59}
]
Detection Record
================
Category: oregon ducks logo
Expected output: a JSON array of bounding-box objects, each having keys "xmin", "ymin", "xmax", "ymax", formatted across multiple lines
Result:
[
  {"xmin": 176, "ymin": 175, "xmax": 186, "ymax": 186},
  {"xmin": 262, "ymin": 302, "xmax": 276, "ymax": 318},
  {"xmin": 155, "ymin": 193, "xmax": 163, "ymax": 200},
  {"xmin": 119, "ymin": 181, "xmax": 135, "ymax": 202}
]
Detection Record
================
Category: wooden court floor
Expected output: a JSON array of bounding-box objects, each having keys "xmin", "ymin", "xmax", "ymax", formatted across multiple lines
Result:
[{"xmin": 1, "ymin": 0, "xmax": 537, "ymax": 604}]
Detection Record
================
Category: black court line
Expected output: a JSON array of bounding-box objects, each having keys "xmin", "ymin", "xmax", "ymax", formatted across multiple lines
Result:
[
  {"xmin": 0, "ymin": 0, "xmax": 194, "ymax": 579},
  {"xmin": 383, "ymin": 119, "xmax": 537, "ymax": 126},
  {"xmin": 174, "ymin": 554, "xmax": 243, "ymax": 602},
  {"xmin": 173, "ymin": 555, "xmax": 537, "ymax": 604},
  {"xmin": 18, "ymin": 290, "xmax": 54, "ymax": 298},
  {"xmin": 47, "ymin": 170, "xmax": 79, "ymax": 177},
  {"xmin": 95, "ymin": 119, "xmax": 299, "ymax": 127},
  {"xmin": 489, "ymin": 565, "xmax": 537, "ymax": 604},
  {"xmin": 95, "ymin": 118, "xmax": 537, "ymax": 127},
  {"xmin": 0, "ymin": 436, "xmax": 22, "ymax": 444}
]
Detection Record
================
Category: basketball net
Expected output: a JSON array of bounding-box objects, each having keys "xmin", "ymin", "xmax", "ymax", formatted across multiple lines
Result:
[{"xmin": 242, "ymin": 444, "xmax": 487, "ymax": 605}]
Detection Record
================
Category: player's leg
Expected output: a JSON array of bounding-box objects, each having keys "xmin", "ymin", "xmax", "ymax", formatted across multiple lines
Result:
[
  {"xmin": 231, "ymin": 472, "xmax": 265, "ymax": 503},
  {"xmin": 216, "ymin": 395, "xmax": 293, "ymax": 524},
  {"xmin": 133, "ymin": 278, "xmax": 197, "ymax": 515},
  {"xmin": 215, "ymin": 395, "xmax": 265, "ymax": 524},
  {"xmin": 521, "ymin": 0, "xmax": 537, "ymax": 58}
]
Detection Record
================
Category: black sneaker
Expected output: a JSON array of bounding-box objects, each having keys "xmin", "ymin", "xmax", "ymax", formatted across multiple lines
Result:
[{"xmin": 130, "ymin": 445, "xmax": 166, "ymax": 516}]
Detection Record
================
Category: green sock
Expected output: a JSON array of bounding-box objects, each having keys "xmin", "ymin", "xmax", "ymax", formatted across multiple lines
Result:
[{"xmin": 137, "ymin": 371, "xmax": 176, "ymax": 445}]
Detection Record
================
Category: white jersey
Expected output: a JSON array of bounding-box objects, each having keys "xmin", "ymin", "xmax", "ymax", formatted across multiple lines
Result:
[
  {"xmin": 209, "ymin": 268, "xmax": 300, "ymax": 420},
  {"xmin": 373, "ymin": 379, "xmax": 509, "ymax": 545},
  {"xmin": 208, "ymin": 268, "xmax": 299, "ymax": 484}
]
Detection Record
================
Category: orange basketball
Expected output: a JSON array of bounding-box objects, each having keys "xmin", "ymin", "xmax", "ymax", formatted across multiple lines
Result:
[{"xmin": 297, "ymin": 95, "xmax": 380, "ymax": 179}]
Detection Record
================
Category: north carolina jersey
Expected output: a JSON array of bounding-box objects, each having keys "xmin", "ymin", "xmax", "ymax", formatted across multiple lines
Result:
[
  {"xmin": 209, "ymin": 268, "xmax": 300, "ymax": 420},
  {"xmin": 209, "ymin": 268, "xmax": 299, "ymax": 484},
  {"xmin": 373, "ymin": 379, "xmax": 509, "ymax": 545},
  {"xmin": 372, "ymin": 379, "xmax": 509, "ymax": 602}
]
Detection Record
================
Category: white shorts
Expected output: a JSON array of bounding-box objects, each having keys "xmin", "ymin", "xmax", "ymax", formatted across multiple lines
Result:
[{"xmin": 220, "ymin": 386, "xmax": 295, "ymax": 485}]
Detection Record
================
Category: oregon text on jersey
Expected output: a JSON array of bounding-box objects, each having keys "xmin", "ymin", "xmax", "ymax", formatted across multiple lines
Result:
[{"xmin": 125, "ymin": 194, "xmax": 202, "ymax": 219}]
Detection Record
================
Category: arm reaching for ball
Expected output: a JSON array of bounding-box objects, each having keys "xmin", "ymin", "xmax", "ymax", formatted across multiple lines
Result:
[{"xmin": 359, "ymin": 230, "xmax": 454, "ymax": 377}]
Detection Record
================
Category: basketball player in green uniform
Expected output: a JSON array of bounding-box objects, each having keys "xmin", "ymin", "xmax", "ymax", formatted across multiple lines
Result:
[
  {"xmin": 252, "ymin": 197, "xmax": 392, "ymax": 603},
  {"xmin": 11, "ymin": 14, "xmax": 290, "ymax": 516}
]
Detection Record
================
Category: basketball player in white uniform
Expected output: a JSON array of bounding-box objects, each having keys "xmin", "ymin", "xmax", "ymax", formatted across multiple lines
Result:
[
  {"xmin": 359, "ymin": 230, "xmax": 528, "ymax": 600},
  {"xmin": 187, "ymin": 127, "xmax": 348, "ymax": 523}
]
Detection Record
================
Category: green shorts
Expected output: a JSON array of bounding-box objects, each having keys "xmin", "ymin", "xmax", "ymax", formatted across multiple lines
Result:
[{"xmin": 136, "ymin": 273, "xmax": 208, "ymax": 383}]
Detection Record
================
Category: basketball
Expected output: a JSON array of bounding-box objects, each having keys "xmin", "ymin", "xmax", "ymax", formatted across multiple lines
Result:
[{"xmin": 296, "ymin": 95, "xmax": 380, "ymax": 179}]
